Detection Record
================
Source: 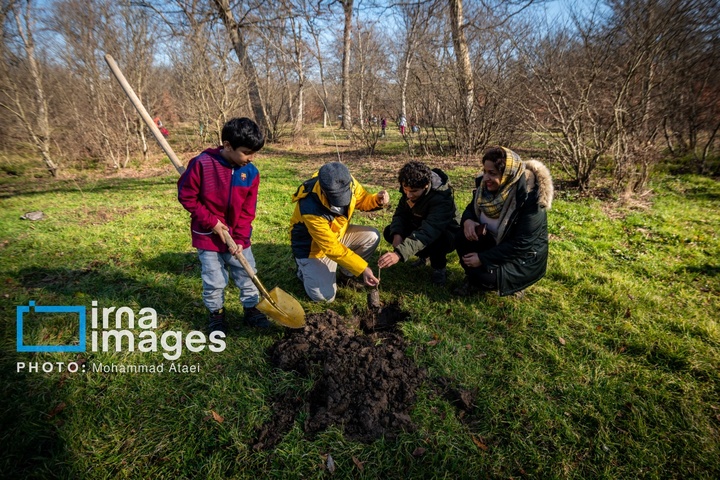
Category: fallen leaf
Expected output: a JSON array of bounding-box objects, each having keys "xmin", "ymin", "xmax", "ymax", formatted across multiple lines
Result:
[
  {"xmin": 558, "ymin": 337, "xmax": 566, "ymax": 346},
  {"xmin": 427, "ymin": 340, "xmax": 440, "ymax": 346},
  {"xmin": 326, "ymin": 453, "xmax": 336, "ymax": 474},
  {"xmin": 471, "ymin": 435, "xmax": 488, "ymax": 451},
  {"xmin": 211, "ymin": 410, "xmax": 224, "ymax": 423},
  {"xmin": 515, "ymin": 352, "xmax": 523, "ymax": 358},
  {"xmin": 352, "ymin": 456, "xmax": 364, "ymax": 471},
  {"xmin": 595, "ymin": 325, "xmax": 603, "ymax": 332},
  {"xmin": 47, "ymin": 402, "xmax": 66, "ymax": 418},
  {"xmin": 465, "ymin": 344, "xmax": 472, "ymax": 350},
  {"xmin": 624, "ymin": 308, "xmax": 631, "ymax": 318},
  {"xmin": 619, "ymin": 346, "xmax": 627, "ymax": 353},
  {"xmin": 412, "ymin": 447, "xmax": 426, "ymax": 457}
]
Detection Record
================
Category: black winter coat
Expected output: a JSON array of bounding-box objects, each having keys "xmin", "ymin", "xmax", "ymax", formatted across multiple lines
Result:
[{"xmin": 461, "ymin": 160, "xmax": 553, "ymax": 295}]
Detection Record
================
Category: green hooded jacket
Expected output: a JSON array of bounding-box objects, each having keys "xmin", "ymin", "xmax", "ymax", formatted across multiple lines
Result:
[{"xmin": 387, "ymin": 168, "xmax": 461, "ymax": 261}]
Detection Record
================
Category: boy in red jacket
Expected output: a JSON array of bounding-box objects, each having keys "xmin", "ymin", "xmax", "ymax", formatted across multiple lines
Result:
[{"xmin": 178, "ymin": 117, "xmax": 269, "ymax": 333}]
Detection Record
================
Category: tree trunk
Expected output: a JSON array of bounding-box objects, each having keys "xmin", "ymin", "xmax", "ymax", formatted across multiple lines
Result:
[
  {"xmin": 212, "ymin": 0, "xmax": 271, "ymax": 138},
  {"xmin": 340, "ymin": 0, "xmax": 353, "ymax": 130},
  {"xmin": 448, "ymin": 0, "xmax": 474, "ymax": 146},
  {"xmin": 13, "ymin": 1, "xmax": 58, "ymax": 176}
]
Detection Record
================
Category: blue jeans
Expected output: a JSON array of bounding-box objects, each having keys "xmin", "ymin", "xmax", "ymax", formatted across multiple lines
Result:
[
  {"xmin": 295, "ymin": 225, "xmax": 380, "ymax": 302},
  {"xmin": 198, "ymin": 248, "xmax": 260, "ymax": 312}
]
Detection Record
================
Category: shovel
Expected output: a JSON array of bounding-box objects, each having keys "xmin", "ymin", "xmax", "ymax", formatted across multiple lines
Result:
[{"xmin": 104, "ymin": 53, "xmax": 305, "ymax": 329}]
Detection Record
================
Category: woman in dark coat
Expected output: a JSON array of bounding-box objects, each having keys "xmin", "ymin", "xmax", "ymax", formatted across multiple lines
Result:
[{"xmin": 455, "ymin": 147, "xmax": 554, "ymax": 296}]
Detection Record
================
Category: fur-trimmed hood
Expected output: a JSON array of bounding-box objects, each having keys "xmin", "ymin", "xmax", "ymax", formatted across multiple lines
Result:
[{"xmin": 523, "ymin": 159, "xmax": 554, "ymax": 210}]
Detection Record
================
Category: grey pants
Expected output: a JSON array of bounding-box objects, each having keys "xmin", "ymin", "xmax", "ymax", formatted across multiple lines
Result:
[{"xmin": 295, "ymin": 225, "xmax": 380, "ymax": 302}]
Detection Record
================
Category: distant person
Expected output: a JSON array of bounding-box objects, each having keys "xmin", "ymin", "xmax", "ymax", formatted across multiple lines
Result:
[
  {"xmin": 290, "ymin": 162, "xmax": 390, "ymax": 302},
  {"xmin": 398, "ymin": 115, "xmax": 407, "ymax": 135},
  {"xmin": 154, "ymin": 116, "xmax": 169, "ymax": 138},
  {"xmin": 177, "ymin": 117, "xmax": 270, "ymax": 333},
  {"xmin": 454, "ymin": 147, "xmax": 554, "ymax": 296},
  {"xmin": 380, "ymin": 117, "xmax": 387, "ymax": 137},
  {"xmin": 378, "ymin": 161, "xmax": 460, "ymax": 286}
]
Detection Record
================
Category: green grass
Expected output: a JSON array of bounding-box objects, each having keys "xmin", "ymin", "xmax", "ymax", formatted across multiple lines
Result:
[{"xmin": 1, "ymin": 155, "xmax": 719, "ymax": 479}]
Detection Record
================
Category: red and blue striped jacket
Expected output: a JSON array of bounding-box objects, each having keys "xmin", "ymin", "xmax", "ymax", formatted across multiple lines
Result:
[{"xmin": 177, "ymin": 148, "xmax": 259, "ymax": 252}]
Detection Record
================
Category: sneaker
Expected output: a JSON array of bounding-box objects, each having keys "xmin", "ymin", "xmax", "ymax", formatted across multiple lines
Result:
[
  {"xmin": 337, "ymin": 274, "xmax": 365, "ymax": 291},
  {"xmin": 452, "ymin": 280, "xmax": 481, "ymax": 297},
  {"xmin": 431, "ymin": 268, "xmax": 447, "ymax": 286},
  {"xmin": 513, "ymin": 290, "xmax": 526, "ymax": 299},
  {"xmin": 410, "ymin": 257, "xmax": 429, "ymax": 268},
  {"xmin": 244, "ymin": 306, "xmax": 271, "ymax": 328},
  {"xmin": 208, "ymin": 308, "xmax": 228, "ymax": 334}
]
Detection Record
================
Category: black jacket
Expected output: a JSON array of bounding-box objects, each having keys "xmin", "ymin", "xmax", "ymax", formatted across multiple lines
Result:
[
  {"xmin": 387, "ymin": 169, "xmax": 461, "ymax": 261},
  {"xmin": 461, "ymin": 160, "xmax": 554, "ymax": 295}
]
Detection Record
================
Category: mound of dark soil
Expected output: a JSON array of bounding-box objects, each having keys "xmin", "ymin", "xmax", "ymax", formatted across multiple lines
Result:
[{"xmin": 253, "ymin": 306, "xmax": 426, "ymax": 449}]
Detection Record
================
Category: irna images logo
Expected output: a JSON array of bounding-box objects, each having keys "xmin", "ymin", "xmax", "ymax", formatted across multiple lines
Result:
[
  {"xmin": 16, "ymin": 300, "xmax": 226, "ymax": 360},
  {"xmin": 16, "ymin": 301, "xmax": 86, "ymax": 353}
]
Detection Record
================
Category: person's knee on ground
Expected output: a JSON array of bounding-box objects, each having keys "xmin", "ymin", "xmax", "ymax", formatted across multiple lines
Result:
[{"xmin": 304, "ymin": 281, "xmax": 336, "ymax": 302}]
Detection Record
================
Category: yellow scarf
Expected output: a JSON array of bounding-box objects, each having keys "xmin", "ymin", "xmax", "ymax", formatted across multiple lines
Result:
[{"xmin": 475, "ymin": 147, "xmax": 525, "ymax": 219}]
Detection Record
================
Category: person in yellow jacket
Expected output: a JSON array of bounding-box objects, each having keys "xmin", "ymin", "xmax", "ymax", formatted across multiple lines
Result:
[{"xmin": 290, "ymin": 162, "xmax": 390, "ymax": 302}]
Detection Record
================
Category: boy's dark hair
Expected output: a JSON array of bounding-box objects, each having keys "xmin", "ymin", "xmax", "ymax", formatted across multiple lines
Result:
[
  {"xmin": 398, "ymin": 161, "xmax": 432, "ymax": 188},
  {"xmin": 222, "ymin": 117, "xmax": 265, "ymax": 151},
  {"xmin": 482, "ymin": 147, "xmax": 506, "ymax": 175}
]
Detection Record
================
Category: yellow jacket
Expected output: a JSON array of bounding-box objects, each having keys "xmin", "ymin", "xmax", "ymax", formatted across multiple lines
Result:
[{"xmin": 290, "ymin": 172, "xmax": 381, "ymax": 276}]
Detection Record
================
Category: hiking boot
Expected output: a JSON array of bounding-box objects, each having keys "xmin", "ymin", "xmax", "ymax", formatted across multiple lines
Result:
[
  {"xmin": 410, "ymin": 257, "xmax": 429, "ymax": 268},
  {"xmin": 452, "ymin": 280, "xmax": 481, "ymax": 297},
  {"xmin": 337, "ymin": 274, "xmax": 365, "ymax": 291},
  {"xmin": 244, "ymin": 306, "xmax": 271, "ymax": 328},
  {"xmin": 431, "ymin": 267, "xmax": 447, "ymax": 286},
  {"xmin": 208, "ymin": 308, "xmax": 228, "ymax": 334}
]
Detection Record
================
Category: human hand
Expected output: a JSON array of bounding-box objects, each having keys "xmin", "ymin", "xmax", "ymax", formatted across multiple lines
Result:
[
  {"xmin": 463, "ymin": 220, "xmax": 481, "ymax": 241},
  {"xmin": 376, "ymin": 190, "xmax": 390, "ymax": 206},
  {"xmin": 392, "ymin": 234, "xmax": 403, "ymax": 248},
  {"xmin": 378, "ymin": 252, "xmax": 401, "ymax": 269},
  {"xmin": 213, "ymin": 221, "xmax": 240, "ymax": 254},
  {"xmin": 461, "ymin": 253, "xmax": 482, "ymax": 268},
  {"xmin": 362, "ymin": 267, "xmax": 380, "ymax": 287},
  {"xmin": 213, "ymin": 220, "xmax": 229, "ymax": 238}
]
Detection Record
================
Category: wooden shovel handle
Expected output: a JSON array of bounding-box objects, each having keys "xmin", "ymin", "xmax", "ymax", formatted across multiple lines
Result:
[
  {"xmin": 104, "ymin": 54, "xmax": 185, "ymax": 174},
  {"xmin": 221, "ymin": 231, "xmax": 272, "ymax": 300}
]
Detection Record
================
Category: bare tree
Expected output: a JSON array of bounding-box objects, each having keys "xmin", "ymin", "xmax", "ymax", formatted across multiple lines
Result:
[
  {"xmin": 520, "ymin": 22, "xmax": 617, "ymax": 190},
  {"xmin": 339, "ymin": 0, "xmax": 353, "ymax": 130},
  {"xmin": 448, "ymin": 0, "xmax": 474, "ymax": 153},
  {"xmin": 212, "ymin": 0, "xmax": 272, "ymax": 138},
  {"xmin": 0, "ymin": 0, "xmax": 57, "ymax": 175}
]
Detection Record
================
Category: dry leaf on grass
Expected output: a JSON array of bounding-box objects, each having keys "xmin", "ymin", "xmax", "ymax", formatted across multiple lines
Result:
[
  {"xmin": 352, "ymin": 456, "xmax": 364, "ymax": 471},
  {"xmin": 471, "ymin": 435, "xmax": 488, "ymax": 451},
  {"xmin": 210, "ymin": 410, "xmax": 224, "ymax": 423},
  {"xmin": 558, "ymin": 337, "xmax": 566, "ymax": 346},
  {"xmin": 412, "ymin": 447, "xmax": 426, "ymax": 457},
  {"xmin": 326, "ymin": 454, "xmax": 336, "ymax": 474}
]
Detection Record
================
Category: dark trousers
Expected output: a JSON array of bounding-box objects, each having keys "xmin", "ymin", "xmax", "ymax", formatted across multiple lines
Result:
[
  {"xmin": 383, "ymin": 226, "xmax": 455, "ymax": 269},
  {"xmin": 455, "ymin": 229, "xmax": 498, "ymax": 290}
]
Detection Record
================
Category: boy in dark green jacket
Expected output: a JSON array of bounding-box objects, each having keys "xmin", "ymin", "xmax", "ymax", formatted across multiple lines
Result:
[{"xmin": 378, "ymin": 161, "xmax": 460, "ymax": 285}]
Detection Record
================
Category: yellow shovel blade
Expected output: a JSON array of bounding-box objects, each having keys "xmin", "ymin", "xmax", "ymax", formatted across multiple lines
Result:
[{"xmin": 256, "ymin": 287, "xmax": 306, "ymax": 328}]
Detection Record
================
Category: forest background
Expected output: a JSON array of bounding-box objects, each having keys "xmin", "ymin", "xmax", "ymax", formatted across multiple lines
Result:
[{"xmin": 1, "ymin": 0, "xmax": 718, "ymax": 188}]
